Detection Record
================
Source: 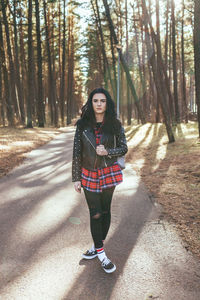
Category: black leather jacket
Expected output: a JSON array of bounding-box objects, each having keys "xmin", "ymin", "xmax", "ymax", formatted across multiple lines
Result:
[{"xmin": 72, "ymin": 123, "xmax": 128, "ymax": 182}]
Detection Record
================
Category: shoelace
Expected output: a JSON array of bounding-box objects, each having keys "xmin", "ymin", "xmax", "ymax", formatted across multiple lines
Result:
[
  {"xmin": 102, "ymin": 257, "xmax": 111, "ymax": 266},
  {"xmin": 88, "ymin": 248, "xmax": 96, "ymax": 254}
]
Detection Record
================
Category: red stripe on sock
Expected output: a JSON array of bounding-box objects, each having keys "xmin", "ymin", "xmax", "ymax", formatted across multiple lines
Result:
[{"xmin": 96, "ymin": 247, "xmax": 104, "ymax": 253}]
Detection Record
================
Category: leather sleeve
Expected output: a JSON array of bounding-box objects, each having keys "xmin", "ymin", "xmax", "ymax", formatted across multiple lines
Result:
[
  {"xmin": 72, "ymin": 124, "xmax": 82, "ymax": 182},
  {"xmin": 107, "ymin": 126, "xmax": 128, "ymax": 158}
]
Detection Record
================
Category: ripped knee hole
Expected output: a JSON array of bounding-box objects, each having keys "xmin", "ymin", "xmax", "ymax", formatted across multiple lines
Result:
[{"xmin": 92, "ymin": 212, "xmax": 101, "ymax": 219}]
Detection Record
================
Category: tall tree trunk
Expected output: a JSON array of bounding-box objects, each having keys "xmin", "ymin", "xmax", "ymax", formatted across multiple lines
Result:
[
  {"xmin": 50, "ymin": 4, "xmax": 57, "ymax": 112},
  {"xmin": 141, "ymin": 25, "xmax": 148, "ymax": 118},
  {"xmin": 146, "ymin": 1, "xmax": 170, "ymax": 123},
  {"xmin": 194, "ymin": 0, "xmax": 200, "ymax": 137},
  {"xmin": 19, "ymin": 15, "xmax": 27, "ymax": 117},
  {"xmin": 58, "ymin": 2, "xmax": 62, "ymax": 82},
  {"xmin": 171, "ymin": 0, "xmax": 180, "ymax": 123},
  {"xmin": 1, "ymin": 0, "xmax": 19, "ymax": 121},
  {"xmin": 110, "ymin": 35, "xmax": 117, "ymax": 101},
  {"xmin": 102, "ymin": 0, "xmax": 146, "ymax": 124},
  {"xmin": 181, "ymin": 0, "xmax": 188, "ymax": 123},
  {"xmin": 141, "ymin": 0, "xmax": 175, "ymax": 142},
  {"xmin": 0, "ymin": 82, "xmax": 5, "ymax": 126},
  {"xmin": 60, "ymin": 0, "xmax": 66, "ymax": 126},
  {"xmin": 27, "ymin": 0, "xmax": 34, "ymax": 128},
  {"xmin": 13, "ymin": 0, "xmax": 25, "ymax": 124},
  {"xmin": 134, "ymin": 5, "xmax": 147, "ymax": 119},
  {"xmin": 92, "ymin": 0, "xmax": 116, "ymax": 96},
  {"xmin": 0, "ymin": 33, "xmax": 5, "ymax": 126},
  {"xmin": 125, "ymin": 0, "xmax": 131, "ymax": 125},
  {"xmin": 146, "ymin": 0, "xmax": 175, "ymax": 125},
  {"xmin": 165, "ymin": 0, "xmax": 169, "ymax": 65},
  {"xmin": 156, "ymin": 0, "xmax": 170, "ymax": 123},
  {"xmin": 43, "ymin": 0, "xmax": 58, "ymax": 127},
  {"xmin": 148, "ymin": 61, "xmax": 156, "ymax": 122},
  {"xmin": 35, "ymin": 0, "xmax": 45, "ymax": 127},
  {"xmin": 0, "ymin": 19, "xmax": 14, "ymax": 126},
  {"xmin": 66, "ymin": 14, "xmax": 75, "ymax": 125}
]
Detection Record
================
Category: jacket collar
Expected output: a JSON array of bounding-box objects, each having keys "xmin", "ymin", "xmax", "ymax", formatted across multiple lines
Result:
[{"xmin": 83, "ymin": 127, "xmax": 107, "ymax": 148}]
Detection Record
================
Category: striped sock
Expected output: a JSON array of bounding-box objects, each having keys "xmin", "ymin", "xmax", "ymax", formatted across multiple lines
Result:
[{"xmin": 96, "ymin": 247, "xmax": 107, "ymax": 262}]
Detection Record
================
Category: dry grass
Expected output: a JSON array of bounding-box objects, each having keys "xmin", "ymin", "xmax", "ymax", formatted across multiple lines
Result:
[
  {"xmin": 0, "ymin": 127, "xmax": 66, "ymax": 177},
  {"xmin": 126, "ymin": 121, "xmax": 200, "ymax": 259}
]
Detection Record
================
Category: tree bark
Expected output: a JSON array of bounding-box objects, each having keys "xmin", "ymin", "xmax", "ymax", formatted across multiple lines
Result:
[
  {"xmin": 0, "ymin": 30, "xmax": 5, "ymax": 126},
  {"xmin": 181, "ymin": 0, "xmax": 188, "ymax": 123},
  {"xmin": 27, "ymin": 0, "xmax": 34, "ymax": 128},
  {"xmin": 35, "ymin": 0, "xmax": 45, "ymax": 127},
  {"xmin": 92, "ymin": 0, "xmax": 116, "ymax": 97},
  {"xmin": 125, "ymin": 0, "xmax": 132, "ymax": 125},
  {"xmin": 141, "ymin": 0, "xmax": 175, "ymax": 142},
  {"xmin": 171, "ymin": 0, "xmax": 180, "ymax": 123},
  {"xmin": 0, "ymin": 14, "xmax": 14, "ymax": 125},
  {"xmin": 19, "ymin": 15, "xmax": 27, "ymax": 117},
  {"xmin": 165, "ymin": 0, "xmax": 169, "ymax": 65},
  {"xmin": 110, "ymin": 34, "xmax": 118, "ymax": 101},
  {"xmin": 66, "ymin": 13, "xmax": 75, "ymax": 125},
  {"xmin": 13, "ymin": 0, "xmax": 25, "ymax": 124},
  {"xmin": 145, "ymin": 0, "xmax": 175, "ymax": 125},
  {"xmin": 133, "ymin": 5, "xmax": 147, "ymax": 119},
  {"xmin": 194, "ymin": 0, "xmax": 200, "ymax": 137},
  {"xmin": 1, "ymin": 0, "xmax": 19, "ymax": 121},
  {"xmin": 43, "ymin": 0, "xmax": 58, "ymax": 127},
  {"xmin": 60, "ymin": 0, "xmax": 66, "ymax": 126}
]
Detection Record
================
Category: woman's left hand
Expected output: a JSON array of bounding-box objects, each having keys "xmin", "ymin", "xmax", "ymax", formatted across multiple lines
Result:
[{"xmin": 96, "ymin": 144, "xmax": 108, "ymax": 156}]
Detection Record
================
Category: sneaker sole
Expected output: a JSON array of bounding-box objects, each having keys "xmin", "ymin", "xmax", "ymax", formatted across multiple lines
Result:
[
  {"xmin": 103, "ymin": 264, "xmax": 116, "ymax": 273},
  {"xmin": 82, "ymin": 254, "xmax": 98, "ymax": 260}
]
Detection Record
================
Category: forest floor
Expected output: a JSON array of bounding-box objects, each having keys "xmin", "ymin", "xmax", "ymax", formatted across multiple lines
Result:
[
  {"xmin": 0, "ymin": 127, "xmax": 66, "ymax": 178},
  {"xmin": 126, "ymin": 121, "xmax": 200, "ymax": 259},
  {"xmin": 0, "ymin": 122, "xmax": 199, "ymax": 260}
]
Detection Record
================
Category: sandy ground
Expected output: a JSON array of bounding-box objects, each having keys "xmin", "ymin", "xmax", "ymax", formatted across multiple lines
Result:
[
  {"xmin": 0, "ymin": 127, "xmax": 199, "ymax": 300},
  {"xmin": 125, "ymin": 122, "xmax": 200, "ymax": 258}
]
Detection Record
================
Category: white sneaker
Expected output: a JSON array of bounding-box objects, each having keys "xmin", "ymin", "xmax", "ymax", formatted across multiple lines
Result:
[
  {"xmin": 82, "ymin": 249, "xmax": 98, "ymax": 260},
  {"xmin": 101, "ymin": 257, "xmax": 116, "ymax": 273}
]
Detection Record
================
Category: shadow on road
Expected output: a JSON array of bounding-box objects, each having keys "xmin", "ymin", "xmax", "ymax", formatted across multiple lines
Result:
[
  {"xmin": 0, "ymin": 130, "xmax": 154, "ymax": 299},
  {"xmin": 0, "ymin": 132, "xmax": 76, "ymax": 288}
]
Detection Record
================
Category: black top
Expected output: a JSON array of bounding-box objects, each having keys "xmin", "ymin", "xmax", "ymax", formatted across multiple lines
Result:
[{"xmin": 95, "ymin": 122, "xmax": 103, "ymax": 129}]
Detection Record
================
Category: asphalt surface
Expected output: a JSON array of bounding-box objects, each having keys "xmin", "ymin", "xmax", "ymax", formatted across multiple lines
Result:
[{"xmin": 0, "ymin": 127, "xmax": 199, "ymax": 300}]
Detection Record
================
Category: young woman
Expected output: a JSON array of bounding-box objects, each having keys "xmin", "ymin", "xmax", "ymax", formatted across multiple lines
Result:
[{"xmin": 72, "ymin": 87, "xmax": 128, "ymax": 273}]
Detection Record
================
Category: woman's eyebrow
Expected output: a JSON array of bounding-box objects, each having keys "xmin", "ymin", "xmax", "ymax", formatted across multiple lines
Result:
[{"xmin": 93, "ymin": 98, "xmax": 106, "ymax": 100}]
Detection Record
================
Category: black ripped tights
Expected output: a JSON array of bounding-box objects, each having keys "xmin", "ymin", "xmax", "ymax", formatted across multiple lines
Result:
[{"xmin": 83, "ymin": 187, "xmax": 115, "ymax": 249}]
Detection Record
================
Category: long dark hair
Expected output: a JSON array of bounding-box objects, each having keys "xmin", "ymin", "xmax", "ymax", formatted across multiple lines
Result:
[{"xmin": 76, "ymin": 87, "xmax": 121, "ymax": 134}]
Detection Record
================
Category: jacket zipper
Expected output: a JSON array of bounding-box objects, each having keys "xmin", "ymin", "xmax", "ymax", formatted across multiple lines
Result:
[
  {"xmin": 83, "ymin": 131, "xmax": 96, "ymax": 150},
  {"xmin": 100, "ymin": 135, "xmax": 108, "ymax": 167},
  {"xmin": 83, "ymin": 131, "xmax": 97, "ymax": 169},
  {"xmin": 103, "ymin": 156, "xmax": 107, "ymax": 167}
]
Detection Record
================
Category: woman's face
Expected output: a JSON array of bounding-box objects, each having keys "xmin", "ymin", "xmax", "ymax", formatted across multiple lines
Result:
[{"xmin": 92, "ymin": 93, "xmax": 107, "ymax": 116}]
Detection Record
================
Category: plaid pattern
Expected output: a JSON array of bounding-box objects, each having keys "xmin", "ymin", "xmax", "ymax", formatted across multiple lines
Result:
[
  {"xmin": 81, "ymin": 122, "xmax": 123, "ymax": 193},
  {"xmin": 94, "ymin": 125, "xmax": 101, "ymax": 144}
]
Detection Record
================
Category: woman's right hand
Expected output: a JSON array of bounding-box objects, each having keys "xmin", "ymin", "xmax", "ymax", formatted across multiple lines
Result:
[{"xmin": 74, "ymin": 181, "xmax": 81, "ymax": 193}]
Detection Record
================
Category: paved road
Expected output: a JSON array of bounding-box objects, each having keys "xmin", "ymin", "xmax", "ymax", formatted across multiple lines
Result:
[{"xmin": 0, "ymin": 127, "xmax": 199, "ymax": 300}]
